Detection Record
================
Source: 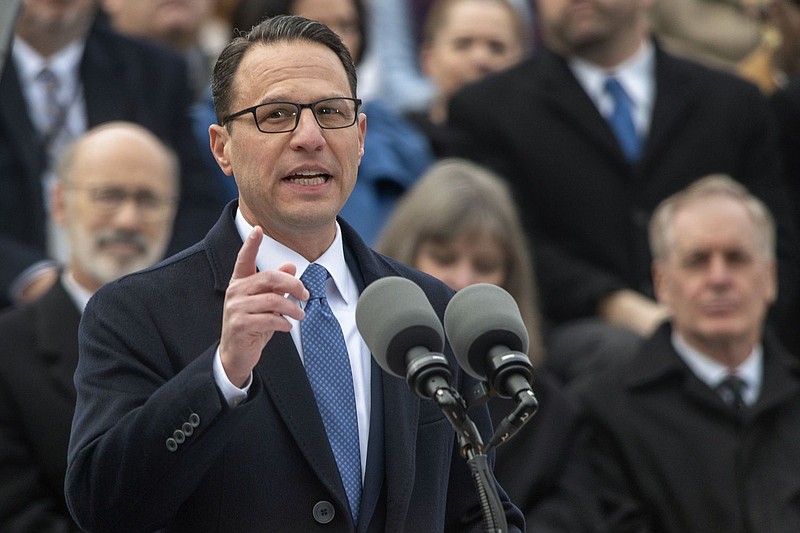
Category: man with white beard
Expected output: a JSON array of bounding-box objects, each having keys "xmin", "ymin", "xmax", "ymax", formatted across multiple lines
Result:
[{"xmin": 0, "ymin": 121, "xmax": 179, "ymax": 531}]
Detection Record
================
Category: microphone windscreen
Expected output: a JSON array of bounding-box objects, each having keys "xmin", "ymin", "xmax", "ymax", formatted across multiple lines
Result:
[
  {"xmin": 356, "ymin": 277, "xmax": 445, "ymax": 378},
  {"xmin": 443, "ymin": 283, "xmax": 528, "ymax": 380}
]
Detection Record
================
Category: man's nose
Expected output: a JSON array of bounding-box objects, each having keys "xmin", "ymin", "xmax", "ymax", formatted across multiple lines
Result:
[
  {"xmin": 111, "ymin": 197, "xmax": 145, "ymax": 229},
  {"xmin": 707, "ymin": 255, "xmax": 731, "ymax": 284},
  {"xmin": 290, "ymin": 108, "xmax": 326, "ymax": 149}
]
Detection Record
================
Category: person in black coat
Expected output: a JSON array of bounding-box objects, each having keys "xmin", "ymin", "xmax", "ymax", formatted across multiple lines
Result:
[
  {"xmin": 447, "ymin": 0, "xmax": 799, "ymax": 384},
  {"xmin": 0, "ymin": 121, "xmax": 179, "ymax": 531},
  {"xmin": 578, "ymin": 175, "xmax": 800, "ymax": 532}
]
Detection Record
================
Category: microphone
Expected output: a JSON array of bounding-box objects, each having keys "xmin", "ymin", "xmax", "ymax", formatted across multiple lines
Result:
[
  {"xmin": 444, "ymin": 284, "xmax": 538, "ymax": 449},
  {"xmin": 444, "ymin": 283, "xmax": 535, "ymax": 400},
  {"xmin": 355, "ymin": 276, "xmax": 452, "ymax": 400}
]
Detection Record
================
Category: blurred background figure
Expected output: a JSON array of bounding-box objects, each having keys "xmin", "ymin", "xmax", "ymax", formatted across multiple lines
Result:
[
  {"xmin": 100, "ymin": 0, "xmax": 215, "ymax": 103},
  {"xmin": 100, "ymin": 0, "xmax": 240, "ymax": 202},
  {"xmin": 377, "ymin": 158, "xmax": 605, "ymax": 532},
  {"xmin": 648, "ymin": 0, "xmax": 762, "ymax": 73},
  {"xmin": 447, "ymin": 0, "xmax": 799, "ymax": 388},
  {"xmin": 646, "ymin": 0, "xmax": 800, "ymax": 94},
  {"xmin": 738, "ymin": 0, "xmax": 800, "ymax": 93},
  {"xmin": 407, "ymin": 0, "xmax": 529, "ymax": 157},
  {"xmin": 0, "ymin": 121, "xmax": 179, "ymax": 531},
  {"xmin": 578, "ymin": 175, "xmax": 800, "ymax": 533},
  {"xmin": 0, "ymin": 0, "xmax": 225, "ymax": 309},
  {"xmin": 367, "ymin": 0, "xmax": 536, "ymax": 114},
  {"xmin": 230, "ymin": 0, "xmax": 435, "ymax": 245}
]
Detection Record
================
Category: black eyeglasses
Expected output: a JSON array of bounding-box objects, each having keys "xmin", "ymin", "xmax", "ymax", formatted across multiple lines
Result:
[{"xmin": 222, "ymin": 97, "xmax": 362, "ymax": 134}]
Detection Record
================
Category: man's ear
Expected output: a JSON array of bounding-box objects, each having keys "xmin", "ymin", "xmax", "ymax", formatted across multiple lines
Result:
[
  {"xmin": 52, "ymin": 180, "xmax": 67, "ymax": 227},
  {"xmin": 209, "ymin": 124, "xmax": 234, "ymax": 176},
  {"xmin": 765, "ymin": 257, "xmax": 778, "ymax": 305},
  {"xmin": 357, "ymin": 113, "xmax": 366, "ymax": 161},
  {"xmin": 652, "ymin": 261, "xmax": 669, "ymax": 307}
]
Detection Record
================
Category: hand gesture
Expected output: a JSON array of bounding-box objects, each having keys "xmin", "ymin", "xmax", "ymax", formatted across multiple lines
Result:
[{"xmin": 220, "ymin": 227, "xmax": 309, "ymax": 387}]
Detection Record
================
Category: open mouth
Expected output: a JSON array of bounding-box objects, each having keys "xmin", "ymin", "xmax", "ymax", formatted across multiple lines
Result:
[{"xmin": 285, "ymin": 170, "xmax": 331, "ymax": 185}]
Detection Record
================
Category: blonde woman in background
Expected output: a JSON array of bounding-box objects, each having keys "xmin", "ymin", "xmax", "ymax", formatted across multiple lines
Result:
[{"xmin": 377, "ymin": 158, "xmax": 604, "ymax": 532}]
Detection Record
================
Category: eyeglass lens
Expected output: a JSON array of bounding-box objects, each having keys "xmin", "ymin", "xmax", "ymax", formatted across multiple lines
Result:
[{"xmin": 254, "ymin": 98, "xmax": 358, "ymax": 133}]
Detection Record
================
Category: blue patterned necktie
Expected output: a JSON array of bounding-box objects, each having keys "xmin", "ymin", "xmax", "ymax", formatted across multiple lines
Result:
[
  {"xmin": 300, "ymin": 263, "xmax": 362, "ymax": 522},
  {"xmin": 604, "ymin": 76, "xmax": 642, "ymax": 162}
]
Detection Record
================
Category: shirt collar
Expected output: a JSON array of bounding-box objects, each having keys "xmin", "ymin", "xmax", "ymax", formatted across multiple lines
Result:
[
  {"xmin": 61, "ymin": 270, "xmax": 93, "ymax": 313},
  {"xmin": 233, "ymin": 208, "xmax": 353, "ymax": 306},
  {"xmin": 13, "ymin": 35, "xmax": 85, "ymax": 86},
  {"xmin": 671, "ymin": 332, "xmax": 763, "ymax": 403},
  {"xmin": 569, "ymin": 40, "xmax": 655, "ymax": 118}
]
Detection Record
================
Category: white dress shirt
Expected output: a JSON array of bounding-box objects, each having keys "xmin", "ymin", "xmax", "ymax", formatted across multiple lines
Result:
[
  {"xmin": 12, "ymin": 36, "xmax": 88, "ymax": 264},
  {"xmin": 671, "ymin": 333, "xmax": 763, "ymax": 406},
  {"xmin": 12, "ymin": 36, "xmax": 86, "ymax": 143},
  {"xmin": 61, "ymin": 270, "xmax": 93, "ymax": 313},
  {"xmin": 213, "ymin": 209, "xmax": 372, "ymax": 478}
]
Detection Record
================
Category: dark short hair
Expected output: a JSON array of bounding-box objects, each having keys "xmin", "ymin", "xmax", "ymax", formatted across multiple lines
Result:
[
  {"xmin": 211, "ymin": 15, "xmax": 358, "ymax": 125},
  {"xmin": 230, "ymin": 0, "xmax": 368, "ymax": 65}
]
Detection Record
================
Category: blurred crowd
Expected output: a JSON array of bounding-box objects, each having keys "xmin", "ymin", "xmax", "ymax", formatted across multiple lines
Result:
[{"xmin": 2, "ymin": 0, "xmax": 800, "ymax": 531}]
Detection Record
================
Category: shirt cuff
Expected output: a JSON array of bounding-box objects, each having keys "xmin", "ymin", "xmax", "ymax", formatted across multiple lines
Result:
[{"xmin": 213, "ymin": 346, "xmax": 251, "ymax": 407}]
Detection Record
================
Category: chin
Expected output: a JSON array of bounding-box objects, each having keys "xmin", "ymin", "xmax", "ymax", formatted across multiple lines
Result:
[
  {"xmin": 92, "ymin": 255, "xmax": 152, "ymax": 285},
  {"xmin": 695, "ymin": 321, "xmax": 749, "ymax": 342}
]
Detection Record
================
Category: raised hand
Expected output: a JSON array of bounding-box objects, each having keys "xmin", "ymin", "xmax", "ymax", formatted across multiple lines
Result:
[{"xmin": 219, "ymin": 226, "xmax": 309, "ymax": 387}]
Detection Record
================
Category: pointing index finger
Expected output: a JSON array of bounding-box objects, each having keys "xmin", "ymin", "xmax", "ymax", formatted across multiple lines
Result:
[{"xmin": 232, "ymin": 226, "xmax": 263, "ymax": 280}]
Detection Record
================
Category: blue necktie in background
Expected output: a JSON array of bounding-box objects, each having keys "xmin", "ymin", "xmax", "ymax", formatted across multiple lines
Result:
[
  {"xmin": 300, "ymin": 264, "xmax": 362, "ymax": 522},
  {"xmin": 604, "ymin": 76, "xmax": 641, "ymax": 162}
]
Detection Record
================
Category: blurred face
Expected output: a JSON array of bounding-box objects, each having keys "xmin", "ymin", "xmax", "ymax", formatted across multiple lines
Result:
[
  {"xmin": 415, "ymin": 232, "xmax": 506, "ymax": 291},
  {"xmin": 536, "ymin": 0, "xmax": 647, "ymax": 57},
  {"xmin": 209, "ymin": 41, "xmax": 365, "ymax": 249},
  {"xmin": 102, "ymin": 0, "xmax": 212, "ymax": 50},
  {"xmin": 16, "ymin": 0, "xmax": 96, "ymax": 44},
  {"xmin": 54, "ymin": 128, "xmax": 177, "ymax": 292},
  {"xmin": 293, "ymin": 0, "xmax": 362, "ymax": 60},
  {"xmin": 421, "ymin": 0, "xmax": 523, "ymax": 100},
  {"xmin": 653, "ymin": 197, "xmax": 776, "ymax": 355}
]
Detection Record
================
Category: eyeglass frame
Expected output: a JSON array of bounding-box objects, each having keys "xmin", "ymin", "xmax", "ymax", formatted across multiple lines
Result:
[
  {"xmin": 63, "ymin": 184, "xmax": 179, "ymax": 222},
  {"xmin": 221, "ymin": 97, "xmax": 363, "ymax": 134}
]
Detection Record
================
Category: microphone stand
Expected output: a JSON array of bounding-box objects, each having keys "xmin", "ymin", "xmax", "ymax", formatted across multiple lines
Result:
[
  {"xmin": 486, "ymin": 389, "xmax": 538, "ymax": 450},
  {"xmin": 430, "ymin": 383, "xmax": 509, "ymax": 533},
  {"xmin": 406, "ymin": 352, "xmax": 509, "ymax": 532}
]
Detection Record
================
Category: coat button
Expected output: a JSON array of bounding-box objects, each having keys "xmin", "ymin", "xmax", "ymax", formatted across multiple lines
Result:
[
  {"xmin": 173, "ymin": 429, "xmax": 185, "ymax": 443},
  {"xmin": 189, "ymin": 413, "xmax": 200, "ymax": 427},
  {"xmin": 166, "ymin": 438, "xmax": 178, "ymax": 452},
  {"xmin": 312, "ymin": 501, "xmax": 335, "ymax": 524},
  {"xmin": 182, "ymin": 422, "xmax": 194, "ymax": 436}
]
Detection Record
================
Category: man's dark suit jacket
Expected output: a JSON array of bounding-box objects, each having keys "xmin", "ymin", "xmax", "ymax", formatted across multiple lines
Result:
[
  {"xmin": 577, "ymin": 322, "xmax": 800, "ymax": 533},
  {"xmin": 65, "ymin": 203, "xmax": 524, "ymax": 533},
  {"xmin": 448, "ymin": 43, "xmax": 799, "ymax": 342},
  {"xmin": 0, "ymin": 22, "xmax": 226, "ymax": 307},
  {"xmin": 0, "ymin": 279, "xmax": 82, "ymax": 531}
]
